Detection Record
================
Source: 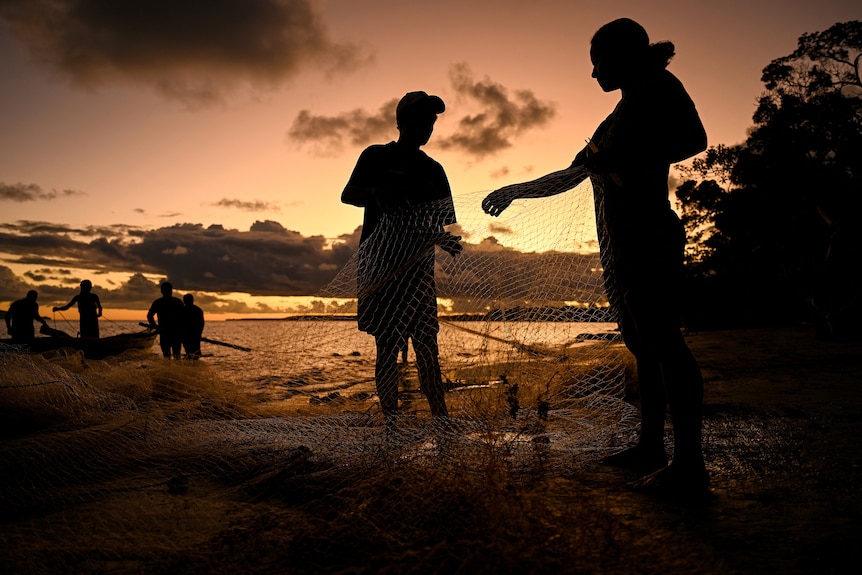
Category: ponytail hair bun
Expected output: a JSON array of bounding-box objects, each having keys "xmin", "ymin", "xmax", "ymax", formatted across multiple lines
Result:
[
  {"xmin": 649, "ymin": 40, "xmax": 676, "ymax": 69},
  {"xmin": 592, "ymin": 18, "xmax": 675, "ymax": 70}
]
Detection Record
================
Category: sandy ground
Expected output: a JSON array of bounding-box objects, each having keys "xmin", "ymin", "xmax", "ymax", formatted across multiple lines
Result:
[
  {"xmin": 594, "ymin": 326, "xmax": 862, "ymax": 574},
  {"xmin": 2, "ymin": 326, "xmax": 860, "ymax": 574}
]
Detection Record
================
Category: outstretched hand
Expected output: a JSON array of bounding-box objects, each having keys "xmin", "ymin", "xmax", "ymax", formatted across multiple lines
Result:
[
  {"xmin": 482, "ymin": 185, "xmax": 521, "ymax": 217},
  {"xmin": 436, "ymin": 231, "xmax": 463, "ymax": 258}
]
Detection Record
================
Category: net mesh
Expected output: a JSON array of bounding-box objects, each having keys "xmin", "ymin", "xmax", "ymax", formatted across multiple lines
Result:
[{"xmin": 0, "ymin": 183, "xmax": 644, "ymax": 573}]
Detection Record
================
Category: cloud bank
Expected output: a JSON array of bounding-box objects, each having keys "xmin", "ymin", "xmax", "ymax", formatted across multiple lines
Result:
[
  {"xmin": 0, "ymin": 182, "xmax": 85, "ymax": 202},
  {"xmin": 287, "ymin": 99, "xmax": 398, "ymax": 154},
  {"xmin": 0, "ymin": 219, "xmax": 359, "ymax": 299},
  {"xmin": 436, "ymin": 63, "xmax": 557, "ymax": 157},
  {"xmin": 0, "ymin": 0, "xmax": 372, "ymax": 106},
  {"xmin": 210, "ymin": 198, "xmax": 281, "ymax": 212},
  {"xmin": 1, "ymin": 216, "xmax": 605, "ymax": 312}
]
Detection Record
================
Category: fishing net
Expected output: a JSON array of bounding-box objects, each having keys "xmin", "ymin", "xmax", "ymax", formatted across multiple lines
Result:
[{"xmin": 0, "ymin": 181, "xmax": 643, "ymax": 574}]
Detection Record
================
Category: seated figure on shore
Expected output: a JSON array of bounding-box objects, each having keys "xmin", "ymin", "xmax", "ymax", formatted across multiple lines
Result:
[{"xmin": 5, "ymin": 290, "xmax": 48, "ymax": 343}]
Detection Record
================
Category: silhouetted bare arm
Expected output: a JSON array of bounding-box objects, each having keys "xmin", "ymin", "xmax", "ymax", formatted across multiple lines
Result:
[
  {"xmin": 341, "ymin": 184, "xmax": 374, "ymax": 208},
  {"xmin": 482, "ymin": 162, "xmax": 591, "ymax": 217},
  {"xmin": 53, "ymin": 297, "xmax": 75, "ymax": 312}
]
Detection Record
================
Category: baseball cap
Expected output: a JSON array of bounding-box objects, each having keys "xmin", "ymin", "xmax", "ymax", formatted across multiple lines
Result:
[{"xmin": 396, "ymin": 91, "xmax": 445, "ymax": 125}]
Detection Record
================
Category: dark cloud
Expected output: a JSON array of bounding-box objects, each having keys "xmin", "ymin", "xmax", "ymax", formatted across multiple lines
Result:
[
  {"xmin": 322, "ymin": 236, "xmax": 605, "ymax": 308},
  {"xmin": 0, "ymin": 265, "xmax": 33, "ymax": 301},
  {"xmin": 101, "ymin": 272, "xmax": 168, "ymax": 310},
  {"xmin": 487, "ymin": 222, "xmax": 514, "ymax": 236},
  {"xmin": 436, "ymin": 63, "xmax": 556, "ymax": 157},
  {"xmin": 490, "ymin": 166, "xmax": 510, "ymax": 179},
  {"xmin": 125, "ymin": 221, "xmax": 359, "ymax": 295},
  {"xmin": 0, "ymin": 182, "xmax": 85, "ymax": 202},
  {"xmin": 0, "ymin": 220, "xmax": 123, "ymax": 236},
  {"xmin": 287, "ymin": 99, "xmax": 397, "ymax": 154},
  {"xmin": 0, "ymin": 0, "xmax": 373, "ymax": 107},
  {"xmin": 249, "ymin": 220, "xmax": 288, "ymax": 233},
  {"xmin": 1, "ymin": 216, "xmax": 606, "ymax": 311},
  {"xmin": 0, "ymin": 219, "xmax": 359, "ymax": 296},
  {"xmin": 287, "ymin": 64, "xmax": 555, "ymax": 157},
  {"xmin": 211, "ymin": 198, "xmax": 280, "ymax": 212},
  {"xmin": 0, "ymin": 222, "xmax": 146, "ymax": 273},
  {"xmin": 438, "ymin": 243, "xmax": 605, "ymax": 305}
]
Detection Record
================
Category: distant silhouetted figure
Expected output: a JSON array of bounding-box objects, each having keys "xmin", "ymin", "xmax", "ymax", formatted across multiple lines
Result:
[
  {"xmin": 53, "ymin": 279, "xmax": 102, "ymax": 338},
  {"xmin": 5, "ymin": 290, "xmax": 48, "ymax": 343},
  {"xmin": 342, "ymin": 91, "xmax": 462, "ymax": 432},
  {"xmin": 483, "ymin": 18, "xmax": 708, "ymax": 496},
  {"xmin": 182, "ymin": 293, "xmax": 205, "ymax": 359},
  {"xmin": 147, "ymin": 282, "xmax": 185, "ymax": 359}
]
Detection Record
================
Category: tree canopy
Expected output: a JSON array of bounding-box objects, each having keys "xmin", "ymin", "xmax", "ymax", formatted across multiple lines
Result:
[{"xmin": 676, "ymin": 21, "xmax": 862, "ymax": 338}]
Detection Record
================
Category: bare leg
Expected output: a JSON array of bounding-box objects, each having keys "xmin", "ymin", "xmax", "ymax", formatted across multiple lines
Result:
[
  {"xmin": 662, "ymin": 338, "xmax": 705, "ymax": 467},
  {"xmin": 602, "ymin": 301, "xmax": 668, "ymax": 472},
  {"xmin": 602, "ymin": 355, "xmax": 668, "ymax": 472},
  {"xmin": 375, "ymin": 336, "xmax": 401, "ymax": 433},
  {"xmin": 605, "ymin": 289, "xmax": 707, "ymax": 494},
  {"xmin": 413, "ymin": 333, "xmax": 449, "ymax": 420},
  {"xmin": 630, "ymin": 337, "xmax": 708, "ymax": 496}
]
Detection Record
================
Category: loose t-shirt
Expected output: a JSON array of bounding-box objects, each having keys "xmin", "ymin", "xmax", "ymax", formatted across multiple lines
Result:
[{"xmin": 343, "ymin": 142, "xmax": 456, "ymax": 338}]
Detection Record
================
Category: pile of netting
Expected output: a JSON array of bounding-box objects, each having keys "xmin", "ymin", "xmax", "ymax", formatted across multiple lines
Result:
[{"xmin": 0, "ymin": 183, "xmax": 646, "ymax": 574}]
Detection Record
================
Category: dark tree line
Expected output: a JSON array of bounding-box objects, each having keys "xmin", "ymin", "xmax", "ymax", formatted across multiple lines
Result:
[{"xmin": 676, "ymin": 21, "xmax": 862, "ymax": 339}]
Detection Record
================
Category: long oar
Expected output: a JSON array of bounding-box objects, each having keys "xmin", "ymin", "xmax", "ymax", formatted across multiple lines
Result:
[
  {"xmin": 439, "ymin": 319, "xmax": 558, "ymax": 357},
  {"xmin": 138, "ymin": 323, "xmax": 251, "ymax": 352},
  {"xmin": 200, "ymin": 336, "xmax": 251, "ymax": 352}
]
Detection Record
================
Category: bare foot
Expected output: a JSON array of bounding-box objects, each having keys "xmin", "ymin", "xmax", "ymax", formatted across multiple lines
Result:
[
  {"xmin": 601, "ymin": 445, "xmax": 668, "ymax": 473},
  {"xmin": 629, "ymin": 461, "xmax": 710, "ymax": 499}
]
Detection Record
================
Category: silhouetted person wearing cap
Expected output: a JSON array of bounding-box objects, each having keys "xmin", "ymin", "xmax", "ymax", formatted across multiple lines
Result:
[
  {"xmin": 342, "ymin": 90, "xmax": 463, "ymax": 432},
  {"xmin": 181, "ymin": 293, "xmax": 205, "ymax": 359},
  {"xmin": 147, "ymin": 281, "xmax": 185, "ymax": 359},
  {"xmin": 5, "ymin": 290, "xmax": 48, "ymax": 343},
  {"xmin": 53, "ymin": 279, "xmax": 102, "ymax": 338},
  {"xmin": 483, "ymin": 18, "xmax": 708, "ymax": 497}
]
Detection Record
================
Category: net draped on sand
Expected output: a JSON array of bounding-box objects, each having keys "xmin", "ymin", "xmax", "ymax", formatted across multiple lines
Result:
[{"xmin": 0, "ymin": 179, "xmax": 642, "ymax": 572}]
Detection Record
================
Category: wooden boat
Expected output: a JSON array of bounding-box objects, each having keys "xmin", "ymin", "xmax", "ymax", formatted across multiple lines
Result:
[{"xmin": 0, "ymin": 326, "xmax": 158, "ymax": 359}]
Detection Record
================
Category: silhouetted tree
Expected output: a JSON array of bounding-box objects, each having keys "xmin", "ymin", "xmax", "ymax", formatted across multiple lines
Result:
[{"xmin": 677, "ymin": 21, "xmax": 862, "ymax": 337}]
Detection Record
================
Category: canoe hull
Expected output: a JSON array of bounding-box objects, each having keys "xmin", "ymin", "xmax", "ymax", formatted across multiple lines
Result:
[{"xmin": 0, "ymin": 331, "xmax": 158, "ymax": 359}]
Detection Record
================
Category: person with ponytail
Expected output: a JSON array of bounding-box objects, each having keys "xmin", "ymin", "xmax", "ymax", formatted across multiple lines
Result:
[{"xmin": 483, "ymin": 18, "xmax": 709, "ymax": 496}]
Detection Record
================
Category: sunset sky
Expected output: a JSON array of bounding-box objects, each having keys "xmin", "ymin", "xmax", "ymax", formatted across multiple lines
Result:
[{"xmin": 2, "ymin": 0, "xmax": 861, "ymax": 320}]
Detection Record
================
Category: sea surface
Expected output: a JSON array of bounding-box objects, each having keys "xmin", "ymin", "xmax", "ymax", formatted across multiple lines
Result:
[{"xmin": 88, "ymin": 318, "xmax": 619, "ymax": 401}]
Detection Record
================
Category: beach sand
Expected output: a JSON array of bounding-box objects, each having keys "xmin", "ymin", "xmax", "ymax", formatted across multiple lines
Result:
[
  {"xmin": 668, "ymin": 326, "xmax": 862, "ymax": 574},
  {"xmin": 537, "ymin": 325, "xmax": 862, "ymax": 575},
  {"xmin": 496, "ymin": 324, "xmax": 862, "ymax": 575},
  {"xmin": 1, "ymin": 326, "xmax": 860, "ymax": 574}
]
